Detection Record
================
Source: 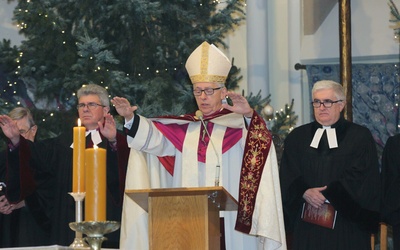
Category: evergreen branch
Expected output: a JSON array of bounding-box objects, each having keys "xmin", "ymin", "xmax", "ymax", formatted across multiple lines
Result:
[
  {"xmin": 388, "ymin": 0, "xmax": 400, "ymax": 21},
  {"xmin": 271, "ymin": 99, "xmax": 298, "ymax": 137}
]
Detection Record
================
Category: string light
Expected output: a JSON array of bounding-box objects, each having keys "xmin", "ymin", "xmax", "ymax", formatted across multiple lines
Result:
[{"xmin": 0, "ymin": 0, "xmax": 246, "ymax": 130}]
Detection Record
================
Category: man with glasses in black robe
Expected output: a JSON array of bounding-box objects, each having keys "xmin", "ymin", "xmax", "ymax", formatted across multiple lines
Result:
[{"xmin": 279, "ymin": 80, "xmax": 380, "ymax": 250}]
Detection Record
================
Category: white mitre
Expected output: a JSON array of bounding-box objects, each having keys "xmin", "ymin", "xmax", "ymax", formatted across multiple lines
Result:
[{"xmin": 185, "ymin": 41, "xmax": 231, "ymax": 84}]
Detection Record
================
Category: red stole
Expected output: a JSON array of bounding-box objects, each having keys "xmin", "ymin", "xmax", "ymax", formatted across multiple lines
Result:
[{"xmin": 234, "ymin": 113, "xmax": 272, "ymax": 234}]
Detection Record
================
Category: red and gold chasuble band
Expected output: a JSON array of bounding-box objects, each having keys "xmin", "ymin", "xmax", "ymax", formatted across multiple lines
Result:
[{"xmin": 235, "ymin": 113, "xmax": 272, "ymax": 233}]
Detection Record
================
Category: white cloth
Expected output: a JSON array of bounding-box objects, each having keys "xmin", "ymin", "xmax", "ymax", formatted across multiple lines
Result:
[
  {"xmin": 120, "ymin": 113, "xmax": 286, "ymax": 250},
  {"xmin": 70, "ymin": 130, "xmax": 102, "ymax": 148},
  {"xmin": 310, "ymin": 127, "xmax": 338, "ymax": 149}
]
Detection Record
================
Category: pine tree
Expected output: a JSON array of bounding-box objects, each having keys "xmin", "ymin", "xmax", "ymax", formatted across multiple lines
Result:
[
  {"xmin": 0, "ymin": 39, "xmax": 18, "ymax": 104},
  {"xmin": 0, "ymin": 0, "xmax": 296, "ymax": 148},
  {"xmin": 0, "ymin": 0, "xmax": 245, "ymax": 136}
]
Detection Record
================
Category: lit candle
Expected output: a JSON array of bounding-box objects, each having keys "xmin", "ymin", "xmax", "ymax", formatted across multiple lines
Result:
[
  {"xmin": 72, "ymin": 119, "xmax": 86, "ymax": 193},
  {"xmin": 85, "ymin": 145, "xmax": 107, "ymax": 221}
]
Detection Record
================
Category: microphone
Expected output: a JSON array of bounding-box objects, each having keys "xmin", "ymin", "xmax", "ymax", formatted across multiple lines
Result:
[{"xmin": 195, "ymin": 110, "xmax": 221, "ymax": 186}]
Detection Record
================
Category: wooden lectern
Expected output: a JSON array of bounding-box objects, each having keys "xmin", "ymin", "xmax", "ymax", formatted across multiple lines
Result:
[{"xmin": 126, "ymin": 186, "xmax": 238, "ymax": 250}]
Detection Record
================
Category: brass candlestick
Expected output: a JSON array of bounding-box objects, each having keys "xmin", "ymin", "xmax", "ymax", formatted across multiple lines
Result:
[
  {"xmin": 69, "ymin": 192, "xmax": 90, "ymax": 249},
  {"xmin": 69, "ymin": 221, "xmax": 120, "ymax": 250}
]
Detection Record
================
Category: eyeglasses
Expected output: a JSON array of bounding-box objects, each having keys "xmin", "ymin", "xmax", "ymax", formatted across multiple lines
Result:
[
  {"xmin": 77, "ymin": 102, "xmax": 105, "ymax": 110},
  {"xmin": 193, "ymin": 87, "xmax": 223, "ymax": 96},
  {"xmin": 312, "ymin": 99, "xmax": 343, "ymax": 108},
  {"xmin": 19, "ymin": 125, "xmax": 34, "ymax": 135}
]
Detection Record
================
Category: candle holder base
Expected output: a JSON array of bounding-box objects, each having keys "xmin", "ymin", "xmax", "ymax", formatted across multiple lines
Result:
[
  {"xmin": 69, "ymin": 237, "xmax": 90, "ymax": 249},
  {"xmin": 84, "ymin": 236, "xmax": 107, "ymax": 250},
  {"xmin": 69, "ymin": 221, "xmax": 120, "ymax": 250},
  {"xmin": 68, "ymin": 192, "xmax": 87, "ymax": 248}
]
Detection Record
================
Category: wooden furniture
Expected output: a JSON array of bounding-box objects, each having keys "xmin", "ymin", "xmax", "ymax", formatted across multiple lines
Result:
[{"xmin": 126, "ymin": 186, "xmax": 238, "ymax": 250}]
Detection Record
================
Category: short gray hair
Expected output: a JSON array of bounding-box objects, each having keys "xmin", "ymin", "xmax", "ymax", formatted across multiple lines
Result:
[
  {"xmin": 77, "ymin": 84, "xmax": 110, "ymax": 107},
  {"xmin": 312, "ymin": 80, "xmax": 345, "ymax": 101}
]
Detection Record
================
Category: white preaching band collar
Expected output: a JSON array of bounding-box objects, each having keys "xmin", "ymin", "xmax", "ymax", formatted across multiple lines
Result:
[
  {"xmin": 70, "ymin": 129, "xmax": 102, "ymax": 148},
  {"xmin": 310, "ymin": 126, "xmax": 338, "ymax": 149}
]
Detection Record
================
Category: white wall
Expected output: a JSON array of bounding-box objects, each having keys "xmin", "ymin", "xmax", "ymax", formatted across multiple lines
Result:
[
  {"xmin": 267, "ymin": 0, "xmax": 291, "ymax": 120},
  {"xmin": 225, "ymin": 19, "xmax": 248, "ymax": 96},
  {"xmin": 301, "ymin": 0, "xmax": 399, "ymax": 63},
  {"xmin": 243, "ymin": 0, "xmax": 302, "ymax": 125},
  {"xmin": 0, "ymin": 1, "xmax": 23, "ymax": 46}
]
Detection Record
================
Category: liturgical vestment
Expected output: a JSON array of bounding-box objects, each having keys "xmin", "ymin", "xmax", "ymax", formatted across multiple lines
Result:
[{"xmin": 120, "ymin": 110, "xmax": 286, "ymax": 250}]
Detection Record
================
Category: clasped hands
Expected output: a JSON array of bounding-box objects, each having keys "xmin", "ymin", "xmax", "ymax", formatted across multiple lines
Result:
[{"xmin": 0, "ymin": 195, "xmax": 25, "ymax": 215}]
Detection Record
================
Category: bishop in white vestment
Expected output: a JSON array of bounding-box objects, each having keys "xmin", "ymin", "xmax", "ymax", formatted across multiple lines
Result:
[{"xmin": 114, "ymin": 41, "xmax": 287, "ymax": 250}]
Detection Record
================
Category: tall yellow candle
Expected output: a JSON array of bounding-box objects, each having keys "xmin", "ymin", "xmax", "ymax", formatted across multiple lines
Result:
[
  {"xmin": 72, "ymin": 119, "xmax": 86, "ymax": 193},
  {"xmin": 85, "ymin": 145, "xmax": 107, "ymax": 221}
]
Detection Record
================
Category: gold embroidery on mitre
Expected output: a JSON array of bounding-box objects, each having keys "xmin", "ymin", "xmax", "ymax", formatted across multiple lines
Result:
[
  {"xmin": 200, "ymin": 42, "xmax": 209, "ymax": 76},
  {"xmin": 185, "ymin": 41, "xmax": 231, "ymax": 84},
  {"xmin": 189, "ymin": 42, "xmax": 227, "ymax": 84},
  {"xmin": 190, "ymin": 74, "xmax": 227, "ymax": 84}
]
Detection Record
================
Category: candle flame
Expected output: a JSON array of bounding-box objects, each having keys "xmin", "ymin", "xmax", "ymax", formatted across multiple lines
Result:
[
  {"xmin": 78, "ymin": 118, "xmax": 81, "ymax": 126},
  {"xmin": 93, "ymin": 145, "xmax": 98, "ymax": 149}
]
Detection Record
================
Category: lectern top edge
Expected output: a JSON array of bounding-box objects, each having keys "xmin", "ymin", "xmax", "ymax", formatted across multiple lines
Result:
[{"xmin": 126, "ymin": 186, "xmax": 238, "ymax": 212}]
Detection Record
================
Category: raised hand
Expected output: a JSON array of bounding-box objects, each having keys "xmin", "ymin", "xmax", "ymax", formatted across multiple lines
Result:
[
  {"xmin": 221, "ymin": 92, "xmax": 254, "ymax": 118},
  {"xmin": 111, "ymin": 97, "xmax": 138, "ymax": 121},
  {"xmin": 98, "ymin": 113, "xmax": 117, "ymax": 142},
  {"xmin": 0, "ymin": 115, "xmax": 21, "ymax": 146}
]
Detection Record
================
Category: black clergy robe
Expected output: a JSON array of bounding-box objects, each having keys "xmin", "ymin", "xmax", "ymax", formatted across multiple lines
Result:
[
  {"xmin": 279, "ymin": 117, "xmax": 380, "ymax": 250},
  {"xmin": 5, "ymin": 128, "xmax": 130, "ymax": 248},
  {"xmin": 0, "ymin": 148, "xmax": 51, "ymax": 247},
  {"xmin": 381, "ymin": 134, "xmax": 400, "ymax": 249}
]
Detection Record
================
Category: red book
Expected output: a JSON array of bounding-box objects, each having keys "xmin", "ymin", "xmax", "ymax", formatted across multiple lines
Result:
[{"xmin": 301, "ymin": 202, "xmax": 337, "ymax": 229}]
